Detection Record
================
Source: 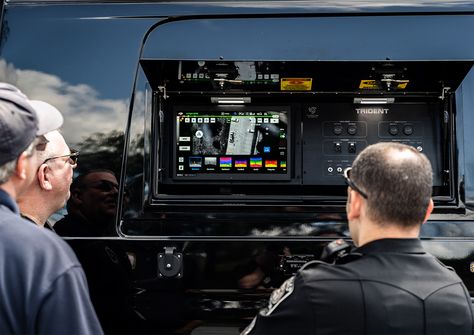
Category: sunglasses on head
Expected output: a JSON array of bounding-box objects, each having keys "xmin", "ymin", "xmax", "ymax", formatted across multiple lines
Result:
[
  {"xmin": 343, "ymin": 167, "xmax": 368, "ymax": 199},
  {"xmin": 43, "ymin": 148, "xmax": 79, "ymax": 165}
]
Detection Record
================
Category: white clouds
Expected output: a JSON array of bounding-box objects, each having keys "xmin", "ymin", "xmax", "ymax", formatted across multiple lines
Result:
[{"xmin": 0, "ymin": 59, "xmax": 130, "ymax": 146}]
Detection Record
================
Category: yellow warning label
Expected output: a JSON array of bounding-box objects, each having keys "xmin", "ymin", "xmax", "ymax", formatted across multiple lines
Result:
[
  {"xmin": 281, "ymin": 78, "xmax": 312, "ymax": 91},
  {"xmin": 396, "ymin": 81, "xmax": 409, "ymax": 89},
  {"xmin": 359, "ymin": 80, "xmax": 379, "ymax": 89}
]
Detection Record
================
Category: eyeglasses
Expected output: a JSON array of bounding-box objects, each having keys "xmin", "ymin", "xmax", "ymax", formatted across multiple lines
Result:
[
  {"xmin": 43, "ymin": 149, "xmax": 79, "ymax": 166},
  {"xmin": 343, "ymin": 167, "xmax": 368, "ymax": 199}
]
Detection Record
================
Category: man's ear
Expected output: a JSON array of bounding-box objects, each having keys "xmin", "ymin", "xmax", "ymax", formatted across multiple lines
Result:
[
  {"xmin": 70, "ymin": 189, "xmax": 83, "ymax": 205},
  {"xmin": 347, "ymin": 189, "xmax": 363, "ymax": 221},
  {"xmin": 15, "ymin": 152, "xmax": 29, "ymax": 180},
  {"xmin": 422, "ymin": 199, "xmax": 434, "ymax": 224},
  {"xmin": 37, "ymin": 164, "xmax": 53, "ymax": 191}
]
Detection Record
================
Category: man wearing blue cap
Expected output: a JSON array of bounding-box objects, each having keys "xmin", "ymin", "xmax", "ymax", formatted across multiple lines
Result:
[{"xmin": 0, "ymin": 83, "xmax": 103, "ymax": 334}]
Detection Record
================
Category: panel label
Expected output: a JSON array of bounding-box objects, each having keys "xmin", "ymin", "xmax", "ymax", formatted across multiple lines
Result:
[{"xmin": 281, "ymin": 78, "xmax": 312, "ymax": 91}]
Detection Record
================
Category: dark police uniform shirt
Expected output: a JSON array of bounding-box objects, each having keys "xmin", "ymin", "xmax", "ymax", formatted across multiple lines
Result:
[
  {"xmin": 244, "ymin": 238, "xmax": 474, "ymax": 335},
  {"xmin": 0, "ymin": 189, "xmax": 103, "ymax": 335}
]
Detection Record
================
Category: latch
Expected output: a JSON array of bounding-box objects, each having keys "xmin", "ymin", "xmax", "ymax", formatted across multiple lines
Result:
[
  {"xmin": 158, "ymin": 247, "xmax": 183, "ymax": 278},
  {"xmin": 158, "ymin": 85, "xmax": 168, "ymax": 99},
  {"xmin": 439, "ymin": 86, "xmax": 451, "ymax": 100}
]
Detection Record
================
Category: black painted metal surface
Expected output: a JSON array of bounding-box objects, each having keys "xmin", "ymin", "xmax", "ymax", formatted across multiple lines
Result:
[{"xmin": 1, "ymin": 1, "xmax": 473, "ymax": 333}]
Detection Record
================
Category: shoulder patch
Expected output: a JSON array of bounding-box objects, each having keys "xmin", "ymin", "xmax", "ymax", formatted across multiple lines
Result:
[{"xmin": 260, "ymin": 276, "xmax": 295, "ymax": 316}]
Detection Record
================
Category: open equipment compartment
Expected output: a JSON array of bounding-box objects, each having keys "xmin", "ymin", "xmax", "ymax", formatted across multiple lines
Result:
[{"xmin": 140, "ymin": 60, "xmax": 472, "ymax": 206}]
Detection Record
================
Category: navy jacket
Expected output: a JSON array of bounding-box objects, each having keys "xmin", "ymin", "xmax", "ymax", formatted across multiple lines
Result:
[{"xmin": 0, "ymin": 189, "xmax": 103, "ymax": 335}]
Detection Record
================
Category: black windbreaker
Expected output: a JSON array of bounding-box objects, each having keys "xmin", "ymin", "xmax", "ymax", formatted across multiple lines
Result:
[{"xmin": 244, "ymin": 238, "xmax": 474, "ymax": 335}]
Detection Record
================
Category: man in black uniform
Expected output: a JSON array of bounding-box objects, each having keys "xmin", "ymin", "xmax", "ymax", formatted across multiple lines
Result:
[{"xmin": 243, "ymin": 142, "xmax": 474, "ymax": 335}]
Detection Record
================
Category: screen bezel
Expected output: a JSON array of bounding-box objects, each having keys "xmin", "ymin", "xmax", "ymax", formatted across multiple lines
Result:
[{"xmin": 171, "ymin": 105, "xmax": 292, "ymax": 182}]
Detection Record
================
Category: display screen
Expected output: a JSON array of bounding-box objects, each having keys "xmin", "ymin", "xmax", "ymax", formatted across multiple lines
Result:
[{"xmin": 173, "ymin": 106, "xmax": 290, "ymax": 180}]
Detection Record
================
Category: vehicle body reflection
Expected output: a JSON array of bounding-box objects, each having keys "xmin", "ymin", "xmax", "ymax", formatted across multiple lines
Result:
[{"xmin": 1, "ymin": 1, "xmax": 473, "ymax": 333}]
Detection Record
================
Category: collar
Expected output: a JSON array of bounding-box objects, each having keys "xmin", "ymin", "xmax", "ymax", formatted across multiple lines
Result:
[
  {"xmin": 21, "ymin": 213, "xmax": 54, "ymax": 231},
  {"xmin": 0, "ymin": 188, "xmax": 19, "ymax": 214},
  {"xmin": 354, "ymin": 238, "xmax": 425, "ymax": 255},
  {"xmin": 21, "ymin": 213, "xmax": 40, "ymax": 226}
]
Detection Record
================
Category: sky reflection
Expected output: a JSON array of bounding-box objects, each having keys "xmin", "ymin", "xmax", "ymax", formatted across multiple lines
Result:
[{"xmin": 0, "ymin": 59, "xmax": 129, "ymax": 146}]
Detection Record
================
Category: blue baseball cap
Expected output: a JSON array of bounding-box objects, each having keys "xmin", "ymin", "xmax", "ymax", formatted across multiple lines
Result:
[{"xmin": 0, "ymin": 83, "xmax": 63, "ymax": 165}]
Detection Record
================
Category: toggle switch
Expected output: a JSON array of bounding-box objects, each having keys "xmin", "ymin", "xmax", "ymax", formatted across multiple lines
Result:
[{"xmin": 348, "ymin": 142, "xmax": 356, "ymax": 154}]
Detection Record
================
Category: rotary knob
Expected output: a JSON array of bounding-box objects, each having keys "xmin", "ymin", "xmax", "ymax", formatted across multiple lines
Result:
[
  {"xmin": 403, "ymin": 125, "xmax": 414, "ymax": 136},
  {"xmin": 347, "ymin": 125, "xmax": 357, "ymax": 135},
  {"xmin": 389, "ymin": 124, "xmax": 399, "ymax": 136},
  {"xmin": 333, "ymin": 125, "xmax": 343, "ymax": 135}
]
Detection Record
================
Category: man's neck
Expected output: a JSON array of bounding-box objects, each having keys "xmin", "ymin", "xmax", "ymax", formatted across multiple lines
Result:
[
  {"xmin": 357, "ymin": 220, "xmax": 420, "ymax": 247},
  {"xmin": 0, "ymin": 183, "xmax": 17, "ymax": 201}
]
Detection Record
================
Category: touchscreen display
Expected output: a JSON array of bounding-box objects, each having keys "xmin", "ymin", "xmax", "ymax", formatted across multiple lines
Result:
[{"xmin": 174, "ymin": 107, "xmax": 289, "ymax": 180}]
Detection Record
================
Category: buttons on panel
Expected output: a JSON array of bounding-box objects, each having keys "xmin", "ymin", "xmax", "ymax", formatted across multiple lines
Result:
[
  {"xmin": 324, "ymin": 140, "xmax": 367, "ymax": 155},
  {"xmin": 380, "ymin": 140, "xmax": 424, "ymax": 153},
  {"xmin": 380, "ymin": 121, "xmax": 420, "ymax": 138},
  {"xmin": 389, "ymin": 123, "xmax": 399, "ymax": 136},
  {"xmin": 403, "ymin": 141, "xmax": 424, "ymax": 152},
  {"xmin": 348, "ymin": 142, "xmax": 356, "ymax": 153},
  {"xmin": 403, "ymin": 125, "xmax": 414, "ymax": 136},
  {"xmin": 324, "ymin": 121, "xmax": 367, "ymax": 137},
  {"xmin": 326, "ymin": 160, "xmax": 351, "ymax": 176},
  {"xmin": 322, "ymin": 121, "xmax": 367, "ymax": 180},
  {"xmin": 333, "ymin": 125, "xmax": 343, "ymax": 135},
  {"xmin": 347, "ymin": 124, "xmax": 357, "ymax": 135}
]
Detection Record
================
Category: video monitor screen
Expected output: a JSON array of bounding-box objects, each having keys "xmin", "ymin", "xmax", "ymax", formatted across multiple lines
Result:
[{"xmin": 173, "ymin": 106, "xmax": 290, "ymax": 180}]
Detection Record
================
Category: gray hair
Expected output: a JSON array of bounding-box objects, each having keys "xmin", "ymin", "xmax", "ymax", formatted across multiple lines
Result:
[
  {"xmin": 0, "ymin": 138, "xmax": 40, "ymax": 184},
  {"xmin": 351, "ymin": 142, "xmax": 433, "ymax": 227}
]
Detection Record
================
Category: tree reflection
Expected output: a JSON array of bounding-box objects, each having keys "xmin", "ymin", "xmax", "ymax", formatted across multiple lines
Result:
[{"xmin": 75, "ymin": 130, "xmax": 144, "ymax": 177}]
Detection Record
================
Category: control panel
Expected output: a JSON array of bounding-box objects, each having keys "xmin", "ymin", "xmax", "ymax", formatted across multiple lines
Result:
[
  {"xmin": 302, "ymin": 102, "xmax": 442, "ymax": 186},
  {"xmin": 145, "ymin": 59, "xmax": 459, "ymax": 199}
]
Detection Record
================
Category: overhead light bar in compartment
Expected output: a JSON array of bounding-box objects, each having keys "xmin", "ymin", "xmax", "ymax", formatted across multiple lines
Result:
[
  {"xmin": 353, "ymin": 97, "xmax": 395, "ymax": 104},
  {"xmin": 210, "ymin": 97, "xmax": 251, "ymax": 104}
]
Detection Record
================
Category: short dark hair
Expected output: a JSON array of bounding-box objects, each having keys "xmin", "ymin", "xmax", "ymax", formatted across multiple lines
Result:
[
  {"xmin": 71, "ymin": 169, "xmax": 117, "ymax": 192},
  {"xmin": 351, "ymin": 142, "xmax": 433, "ymax": 227}
]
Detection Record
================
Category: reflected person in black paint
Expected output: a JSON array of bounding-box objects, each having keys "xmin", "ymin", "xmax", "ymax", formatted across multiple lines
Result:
[
  {"xmin": 54, "ymin": 169, "xmax": 119, "ymax": 236},
  {"xmin": 55, "ymin": 170, "xmax": 144, "ymax": 334}
]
